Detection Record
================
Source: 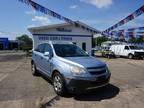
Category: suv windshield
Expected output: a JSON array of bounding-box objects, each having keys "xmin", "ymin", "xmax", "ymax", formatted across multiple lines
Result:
[
  {"xmin": 53, "ymin": 44, "xmax": 89, "ymax": 57},
  {"xmin": 129, "ymin": 46, "xmax": 142, "ymax": 50}
]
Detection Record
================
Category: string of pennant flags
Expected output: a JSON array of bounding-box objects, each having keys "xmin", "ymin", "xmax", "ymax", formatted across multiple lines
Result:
[
  {"xmin": 18, "ymin": 0, "xmax": 144, "ymax": 39},
  {"xmin": 111, "ymin": 26, "xmax": 144, "ymax": 35},
  {"xmin": 18, "ymin": 0, "xmax": 100, "ymax": 34},
  {"xmin": 103, "ymin": 5, "xmax": 144, "ymax": 34},
  {"xmin": 110, "ymin": 26, "xmax": 144, "ymax": 39}
]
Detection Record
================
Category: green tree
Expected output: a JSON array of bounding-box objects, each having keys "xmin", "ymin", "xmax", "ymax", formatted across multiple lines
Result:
[
  {"xmin": 128, "ymin": 37, "xmax": 137, "ymax": 43},
  {"xmin": 128, "ymin": 37, "xmax": 144, "ymax": 43},
  {"xmin": 92, "ymin": 36, "xmax": 109, "ymax": 47},
  {"xmin": 16, "ymin": 34, "xmax": 33, "ymax": 51},
  {"xmin": 136, "ymin": 37, "xmax": 144, "ymax": 43}
]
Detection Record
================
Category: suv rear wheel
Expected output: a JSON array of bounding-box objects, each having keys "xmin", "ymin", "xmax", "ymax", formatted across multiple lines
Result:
[
  {"xmin": 31, "ymin": 62, "xmax": 39, "ymax": 76},
  {"xmin": 53, "ymin": 72, "xmax": 67, "ymax": 96}
]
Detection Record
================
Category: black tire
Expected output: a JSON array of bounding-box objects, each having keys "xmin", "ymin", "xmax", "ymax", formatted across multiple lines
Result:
[
  {"xmin": 101, "ymin": 52, "xmax": 105, "ymax": 57},
  {"xmin": 107, "ymin": 54, "xmax": 111, "ymax": 59},
  {"xmin": 128, "ymin": 54, "xmax": 133, "ymax": 59},
  {"xmin": 53, "ymin": 72, "xmax": 67, "ymax": 96},
  {"xmin": 111, "ymin": 52, "xmax": 116, "ymax": 58},
  {"xmin": 31, "ymin": 62, "xmax": 39, "ymax": 76}
]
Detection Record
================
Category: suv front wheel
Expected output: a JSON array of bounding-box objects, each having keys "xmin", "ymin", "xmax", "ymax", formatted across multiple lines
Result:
[{"xmin": 53, "ymin": 72, "xmax": 67, "ymax": 96}]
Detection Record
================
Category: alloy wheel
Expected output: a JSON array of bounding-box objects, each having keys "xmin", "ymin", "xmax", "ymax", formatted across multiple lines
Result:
[
  {"xmin": 53, "ymin": 75, "xmax": 62, "ymax": 92},
  {"xmin": 31, "ymin": 63, "xmax": 35, "ymax": 74}
]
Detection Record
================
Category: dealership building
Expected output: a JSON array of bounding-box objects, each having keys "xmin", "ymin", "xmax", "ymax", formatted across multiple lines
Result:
[{"xmin": 28, "ymin": 22, "xmax": 100, "ymax": 55}]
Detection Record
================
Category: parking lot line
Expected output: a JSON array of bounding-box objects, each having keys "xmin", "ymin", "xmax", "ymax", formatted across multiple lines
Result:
[{"xmin": 0, "ymin": 74, "xmax": 8, "ymax": 82}]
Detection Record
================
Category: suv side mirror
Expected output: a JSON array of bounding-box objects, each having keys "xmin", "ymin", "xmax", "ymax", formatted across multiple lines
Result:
[{"xmin": 44, "ymin": 52, "xmax": 50, "ymax": 59}]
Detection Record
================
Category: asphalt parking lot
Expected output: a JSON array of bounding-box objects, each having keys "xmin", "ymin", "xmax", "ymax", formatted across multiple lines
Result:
[{"xmin": 0, "ymin": 52, "xmax": 144, "ymax": 108}]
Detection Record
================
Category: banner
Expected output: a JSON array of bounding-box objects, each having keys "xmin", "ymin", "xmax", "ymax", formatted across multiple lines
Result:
[
  {"xmin": 126, "ymin": 31, "xmax": 135, "ymax": 38},
  {"xmin": 103, "ymin": 5, "xmax": 144, "ymax": 34},
  {"xmin": 18, "ymin": 0, "xmax": 100, "ymax": 34}
]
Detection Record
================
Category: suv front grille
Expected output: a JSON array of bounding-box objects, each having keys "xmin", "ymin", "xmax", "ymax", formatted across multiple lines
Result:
[{"xmin": 87, "ymin": 66, "xmax": 106, "ymax": 75}]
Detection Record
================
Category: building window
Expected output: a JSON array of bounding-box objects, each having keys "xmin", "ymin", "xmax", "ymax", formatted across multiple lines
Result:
[{"xmin": 82, "ymin": 42, "xmax": 86, "ymax": 51}]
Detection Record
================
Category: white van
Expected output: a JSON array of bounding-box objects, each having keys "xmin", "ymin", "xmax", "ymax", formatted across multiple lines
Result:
[{"xmin": 110, "ymin": 44, "xmax": 144, "ymax": 59}]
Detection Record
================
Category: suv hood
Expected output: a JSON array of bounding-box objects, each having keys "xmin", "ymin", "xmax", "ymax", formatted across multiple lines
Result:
[{"xmin": 64, "ymin": 56, "xmax": 106, "ymax": 68}]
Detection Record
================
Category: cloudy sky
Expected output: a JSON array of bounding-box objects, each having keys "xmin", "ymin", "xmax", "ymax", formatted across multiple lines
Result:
[{"xmin": 0, "ymin": 0, "xmax": 144, "ymax": 39}]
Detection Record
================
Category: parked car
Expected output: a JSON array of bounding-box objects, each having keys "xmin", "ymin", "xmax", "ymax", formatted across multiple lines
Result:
[
  {"xmin": 31, "ymin": 42, "xmax": 111, "ymax": 95},
  {"xmin": 91, "ymin": 46, "xmax": 101, "ymax": 56},
  {"xmin": 110, "ymin": 44, "xmax": 144, "ymax": 59},
  {"xmin": 101, "ymin": 46, "xmax": 115, "ymax": 58}
]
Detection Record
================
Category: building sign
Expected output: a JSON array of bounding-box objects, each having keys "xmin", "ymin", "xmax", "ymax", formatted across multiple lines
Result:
[
  {"xmin": 0, "ymin": 38, "xmax": 8, "ymax": 42},
  {"xmin": 38, "ymin": 36, "xmax": 72, "ymax": 41},
  {"xmin": 0, "ymin": 38, "xmax": 9, "ymax": 49},
  {"xmin": 56, "ymin": 28, "xmax": 72, "ymax": 32}
]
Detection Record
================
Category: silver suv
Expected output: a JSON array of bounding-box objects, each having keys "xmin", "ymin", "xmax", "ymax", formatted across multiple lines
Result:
[{"xmin": 31, "ymin": 42, "xmax": 111, "ymax": 95}]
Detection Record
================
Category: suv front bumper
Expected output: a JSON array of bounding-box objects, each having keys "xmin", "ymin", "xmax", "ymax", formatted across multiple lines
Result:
[{"xmin": 66, "ymin": 73, "xmax": 111, "ymax": 92}]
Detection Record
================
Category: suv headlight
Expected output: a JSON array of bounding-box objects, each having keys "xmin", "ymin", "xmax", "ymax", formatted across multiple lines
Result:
[{"xmin": 70, "ymin": 65, "xmax": 86, "ymax": 75}]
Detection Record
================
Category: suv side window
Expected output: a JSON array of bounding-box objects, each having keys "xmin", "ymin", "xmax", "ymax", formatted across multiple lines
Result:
[
  {"xmin": 44, "ymin": 44, "xmax": 53, "ymax": 57},
  {"xmin": 34, "ymin": 46, "xmax": 39, "ymax": 52},
  {"xmin": 35, "ymin": 44, "xmax": 45, "ymax": 53},
  {"xmin": 125, "ymin": 46, "xmax": 129, "ymax": 50}
]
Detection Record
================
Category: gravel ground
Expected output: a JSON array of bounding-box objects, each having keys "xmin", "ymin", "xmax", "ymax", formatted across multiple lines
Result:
[
  {"xmin": 0, "ymin": 53, "xmax": 144, "ymax": 108},
  {"xmin": 0, "ymin": 53, "xmax": 56, "ymax": 108}
]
